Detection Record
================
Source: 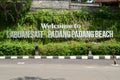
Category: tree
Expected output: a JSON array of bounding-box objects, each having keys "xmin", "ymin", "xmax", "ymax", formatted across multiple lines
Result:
[
  {"xmin": 0, "ymin": 0, "xmax": 9, "ymax": 22},
  {"xmin": 0, "ymin": 0, "xmax": 32, "ymax": 24}
]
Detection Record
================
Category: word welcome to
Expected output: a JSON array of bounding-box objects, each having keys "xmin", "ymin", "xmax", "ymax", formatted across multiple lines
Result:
[{"xmin": 41, "ymin": 23, "xmax": 81, "ymax": 29}]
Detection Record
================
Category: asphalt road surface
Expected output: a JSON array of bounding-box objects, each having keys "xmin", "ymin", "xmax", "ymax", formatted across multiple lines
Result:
[{"xmin": 0, "ymin": 59, "xmax": 120, "ymax": 80}]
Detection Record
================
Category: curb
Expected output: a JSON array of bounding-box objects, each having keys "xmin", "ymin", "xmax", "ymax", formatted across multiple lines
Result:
[{"xmin": 0, "ymin": 56, "xmax": 120, "ymax": 60}]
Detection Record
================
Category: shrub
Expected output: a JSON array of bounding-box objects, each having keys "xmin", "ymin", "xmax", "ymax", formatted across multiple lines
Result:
[
  {"xmin": 0, "ymin": 41, "xmax": 120, "ymax": 56},
  {"xmin": 0, "ymin": 41, "xmax": 35, "ymax": 56}
]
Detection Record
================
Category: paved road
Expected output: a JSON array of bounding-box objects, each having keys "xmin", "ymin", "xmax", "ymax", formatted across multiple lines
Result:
[{"xmin": 0, "ymin": 59, "xmax": 120, "ymax": 80}]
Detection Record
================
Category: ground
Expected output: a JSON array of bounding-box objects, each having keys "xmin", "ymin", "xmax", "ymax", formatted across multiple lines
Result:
[{"xmin": 0, "ymin": 59, "xmax": 120, "ymax": 80}]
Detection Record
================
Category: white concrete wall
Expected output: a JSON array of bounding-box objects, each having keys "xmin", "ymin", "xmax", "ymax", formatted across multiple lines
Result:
[{"xmin": 31, "ymin": 0, "xmax": 70, "ymax": 9}]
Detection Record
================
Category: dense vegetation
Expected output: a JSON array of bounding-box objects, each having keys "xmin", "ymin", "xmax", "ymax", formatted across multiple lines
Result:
[
  {"xmin": 0, "ymin": 40, "xmax": 120, "ymax": 56},
  {"xmin": 0, "ymin": 0, "xmax": 32, "ymax": 24},
  {"xmin": 0, "ymin": 3, "xmax": 120, "ymax": 56}
]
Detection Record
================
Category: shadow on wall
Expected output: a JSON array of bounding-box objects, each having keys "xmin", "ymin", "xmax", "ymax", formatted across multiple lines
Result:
[{"xmin": 10, "ymin": 76, "xmax": 65, "ymax": 80}]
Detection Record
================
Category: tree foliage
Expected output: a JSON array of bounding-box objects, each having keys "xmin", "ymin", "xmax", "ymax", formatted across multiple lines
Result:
[{"xmin": 0, "ymin": 0, "xmax": 32, "ymax": 24}]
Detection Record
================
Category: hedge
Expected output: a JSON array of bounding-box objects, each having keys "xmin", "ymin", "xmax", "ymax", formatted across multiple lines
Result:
[
  {"xmin": 0, "ymin": 41, "xmax": 120, "ymax": 56},
  {"xmin": 0, "ymin": 41, "xmax": 35, "ymax": 56}
]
